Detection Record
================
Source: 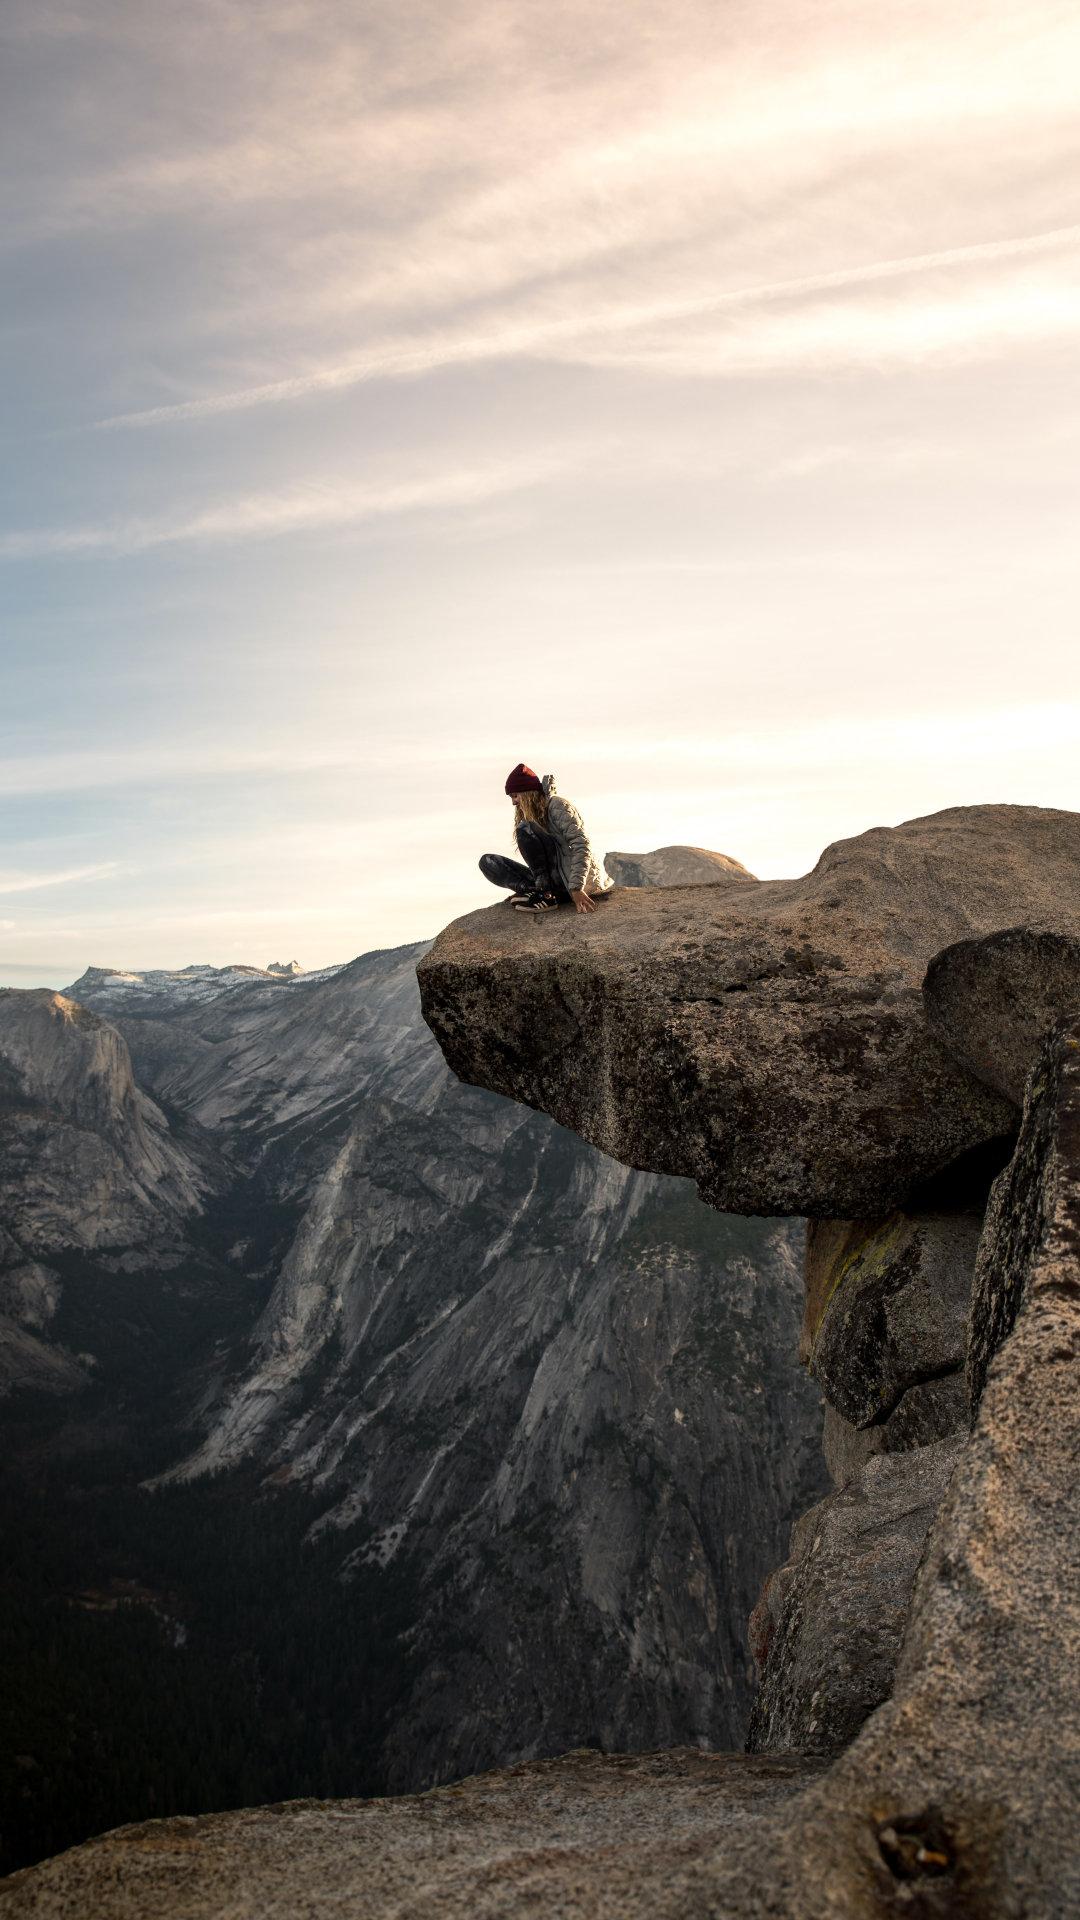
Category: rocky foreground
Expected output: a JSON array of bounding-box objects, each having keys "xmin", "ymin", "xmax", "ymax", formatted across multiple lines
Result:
[
  {"xmin": 3, "ymin": 804, "xmax": 1079, "ymax": 1917},
  {"xmin": 0, "ymin": 1750, "xmax": 822, "ymax": 1918}
]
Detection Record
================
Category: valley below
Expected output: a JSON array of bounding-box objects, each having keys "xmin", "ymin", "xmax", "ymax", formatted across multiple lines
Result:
[{"xmin": 0, "ymin": 941, "xmax": 822, "ymax": 1875}]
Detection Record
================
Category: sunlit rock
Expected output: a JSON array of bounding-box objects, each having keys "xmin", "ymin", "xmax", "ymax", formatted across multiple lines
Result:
[{"xmin": 419, "ymin": 806, "xmax": 1080, "ymax": 1215}]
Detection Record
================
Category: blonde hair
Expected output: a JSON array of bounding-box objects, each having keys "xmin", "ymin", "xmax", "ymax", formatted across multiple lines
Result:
[{"xmin": 512, "ymin": 789, "xmax": 549, "ymax": 840}]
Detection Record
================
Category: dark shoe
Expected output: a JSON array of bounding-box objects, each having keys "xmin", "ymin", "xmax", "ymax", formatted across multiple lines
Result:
[
  {"xmin": 504, "ymin": 891, "xmax": 532, "ymax": 906},
  {"xmin": 513, "ymin": 891, "xmax": 561, "ymax": 913}
]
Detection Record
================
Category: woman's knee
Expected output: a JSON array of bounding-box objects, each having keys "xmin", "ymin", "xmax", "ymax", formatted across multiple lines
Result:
[{"xmin": 479, "ymin": 852, "xmax": 501, "ymax": 879}]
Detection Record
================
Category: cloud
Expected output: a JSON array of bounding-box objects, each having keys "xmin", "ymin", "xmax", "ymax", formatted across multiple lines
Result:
[
  {"xmin": 95, "ymin": 223, "xmax": 1080, "ymax": 428},
  {"xmin": 0, "ymin": 862, "xmax": 120, "ymax": 894},
  {"xmin": 0, "ymin": 452, "xmax": 566, "ymax": 560},
  {"xmin": 0, "ymin": 743, "xmax": 357, "ymax": 797}
]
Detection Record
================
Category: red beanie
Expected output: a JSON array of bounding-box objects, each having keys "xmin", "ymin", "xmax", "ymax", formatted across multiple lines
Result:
[{"xmin": 504, "ymin": 762, "xmax": 543, "ymax": 795}]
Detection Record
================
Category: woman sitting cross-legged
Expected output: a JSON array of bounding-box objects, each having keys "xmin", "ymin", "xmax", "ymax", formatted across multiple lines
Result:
[{"xmin": 480, "ymin": 763, "xmax": 614, "ymax": 914}]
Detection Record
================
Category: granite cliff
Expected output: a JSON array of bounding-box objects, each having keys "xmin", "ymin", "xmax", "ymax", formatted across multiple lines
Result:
[
  {"xmin": 4, "ymin": 805, "xmax": 1078, "ymax": 1917},
  {"xmin": 0, "ymin": 941, "xmax": 822, "ymax": 1864}
]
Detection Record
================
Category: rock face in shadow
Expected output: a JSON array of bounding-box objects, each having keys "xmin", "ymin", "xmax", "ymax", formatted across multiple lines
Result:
[
  {"xmin": 746, "ymin": 1436, "xmax": 963, "ymax": 1757},
  {"xmin": 803, "ymin": 1211, "xmax": 981, "ymax": 1427},
  {"xmin": 966, "ymin": 1017, "xmax": 1080, "ymax": 1412},
  {"xmin": 747, "ymin": 1210, "xmax": 981, "ymax": 1741},
  {"xmin": 0, "ymin": 990, "xmax": 212, "ymax": 1398},
  {"xmin": 822, "ymin": 1373, "xmax": 967, "ymax": 1485},
  {"xmin": 419, "ymin": 806, "xmax": 1080, "ymax": 1215},
  {"xmin": 604, "ymin": 847, "xmax": 759, "ymax": 887}
]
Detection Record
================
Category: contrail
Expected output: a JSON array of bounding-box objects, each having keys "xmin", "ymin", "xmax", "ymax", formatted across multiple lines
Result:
[{"xmin": 97, "ymin": 221, "xmax": 1080, "ymax": 430}]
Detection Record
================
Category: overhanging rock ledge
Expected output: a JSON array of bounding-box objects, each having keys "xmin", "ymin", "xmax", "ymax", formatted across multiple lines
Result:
[{"xmin": 418, "ymin": 805, "xmax": 1080, "ymax": 1216}]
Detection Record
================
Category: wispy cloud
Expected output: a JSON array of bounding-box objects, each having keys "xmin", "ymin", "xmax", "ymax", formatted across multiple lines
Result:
[
  {"xmin": 95, "ymin": 223, "xmax": 1080, "ymax": 428},
  {"xmin": 0, "ymin": 743, "xmax": 356, "ymax": 798},
  {"xmin": 0, "ymin": 862, "xmax": 120, "ymax": 894},
  {"xmin": 0, "ymin": 453, "xmax": 565, "ymax": 560}
]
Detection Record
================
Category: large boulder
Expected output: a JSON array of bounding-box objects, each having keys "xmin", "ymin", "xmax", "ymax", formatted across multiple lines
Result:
[
  {"xmin": 924, "ymin": 925, "xmax": 1080, "ymax": 1103},
  {"xmin": 603, "ymin": 846, "xmax": 759, "ymax": 887},
  {"xmin": 418, "ymin": 806, "xmax": 1080, "ymax": 1216}
]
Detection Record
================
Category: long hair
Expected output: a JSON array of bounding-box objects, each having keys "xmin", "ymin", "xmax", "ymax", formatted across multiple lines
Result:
[{"xmin": 511, "ymin": 788, "xmax": 549, "ymax": 843}]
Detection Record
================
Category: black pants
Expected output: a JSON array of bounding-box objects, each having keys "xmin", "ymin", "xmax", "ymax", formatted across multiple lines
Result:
[{"xmin": 479, "ymin": 821, "xmax": 571, "ymax": 900}]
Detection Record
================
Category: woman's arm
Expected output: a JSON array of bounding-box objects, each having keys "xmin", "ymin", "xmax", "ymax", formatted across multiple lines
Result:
[{"xmin": 549, "ymin": 797, "xmax": 597, "ymax": 913}]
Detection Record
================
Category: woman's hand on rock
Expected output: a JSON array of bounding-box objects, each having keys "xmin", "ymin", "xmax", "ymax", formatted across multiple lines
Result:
[{"xmin": 571, "ymin": 891, "xmax": 596, "ymax": 915}]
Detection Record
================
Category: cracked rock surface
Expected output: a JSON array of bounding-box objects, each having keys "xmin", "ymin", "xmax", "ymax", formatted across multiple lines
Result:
[{"xmin": 419, "ymin": 805, "xmax": 1080, "ymax": 1215}]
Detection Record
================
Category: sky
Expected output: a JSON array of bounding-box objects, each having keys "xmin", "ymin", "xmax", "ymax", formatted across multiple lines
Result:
[{"xmin": 2, "ymin": 0, "xmax": 1079, "ymax": 987}]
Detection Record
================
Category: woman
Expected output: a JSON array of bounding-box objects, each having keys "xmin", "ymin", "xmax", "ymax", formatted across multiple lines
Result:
[{"xmin": 480, "ymin": 764, "xmax": 613, "ymax": 914}]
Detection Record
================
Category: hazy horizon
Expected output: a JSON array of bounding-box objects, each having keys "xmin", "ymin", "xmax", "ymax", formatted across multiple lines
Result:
[{"xmin": 4, "ymin": 1, "xmax": 1080, "ymax": 990}]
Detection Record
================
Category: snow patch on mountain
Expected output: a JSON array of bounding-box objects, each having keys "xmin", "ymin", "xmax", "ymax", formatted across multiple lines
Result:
[{"xmin": 63, "ymin": 960, "xmax": 345, "ymax": 1018}]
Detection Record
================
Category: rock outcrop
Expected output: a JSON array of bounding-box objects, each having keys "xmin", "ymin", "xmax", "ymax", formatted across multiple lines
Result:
[
  {"xmin": 0, "ymin": 990, "xmax": 207, "ymax": 1254},
  {"xmin": 821, "ymin": 1372, "xmax": 967, "ymax": 1483},
  {"xmin": 6, "ymin": 807, "xmax": 1080, "ymax": 1915},
  {"xmin": 604, "ymin": 846, "xmax": 759, "ymax": 887},
  {"xmin": 420, "ymin": 806, "xmax": 1080, "ymax": 1215},
  {"xmin": 966, "ymin": 1015, "xmax": 1080, "ymax": 1412},
  {"xmin": 747, "ymin": 1206, "xmax": 984, "ymax": 1745},
  {"xmin": 404, "ymin": 805, "xmax": 1080, "ymax": 1914}
]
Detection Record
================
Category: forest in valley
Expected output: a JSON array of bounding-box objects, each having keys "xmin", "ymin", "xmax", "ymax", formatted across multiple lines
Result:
[{"xmin": 0, "ymin": 1432, "xmax": 421, "ymax": 1877}]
